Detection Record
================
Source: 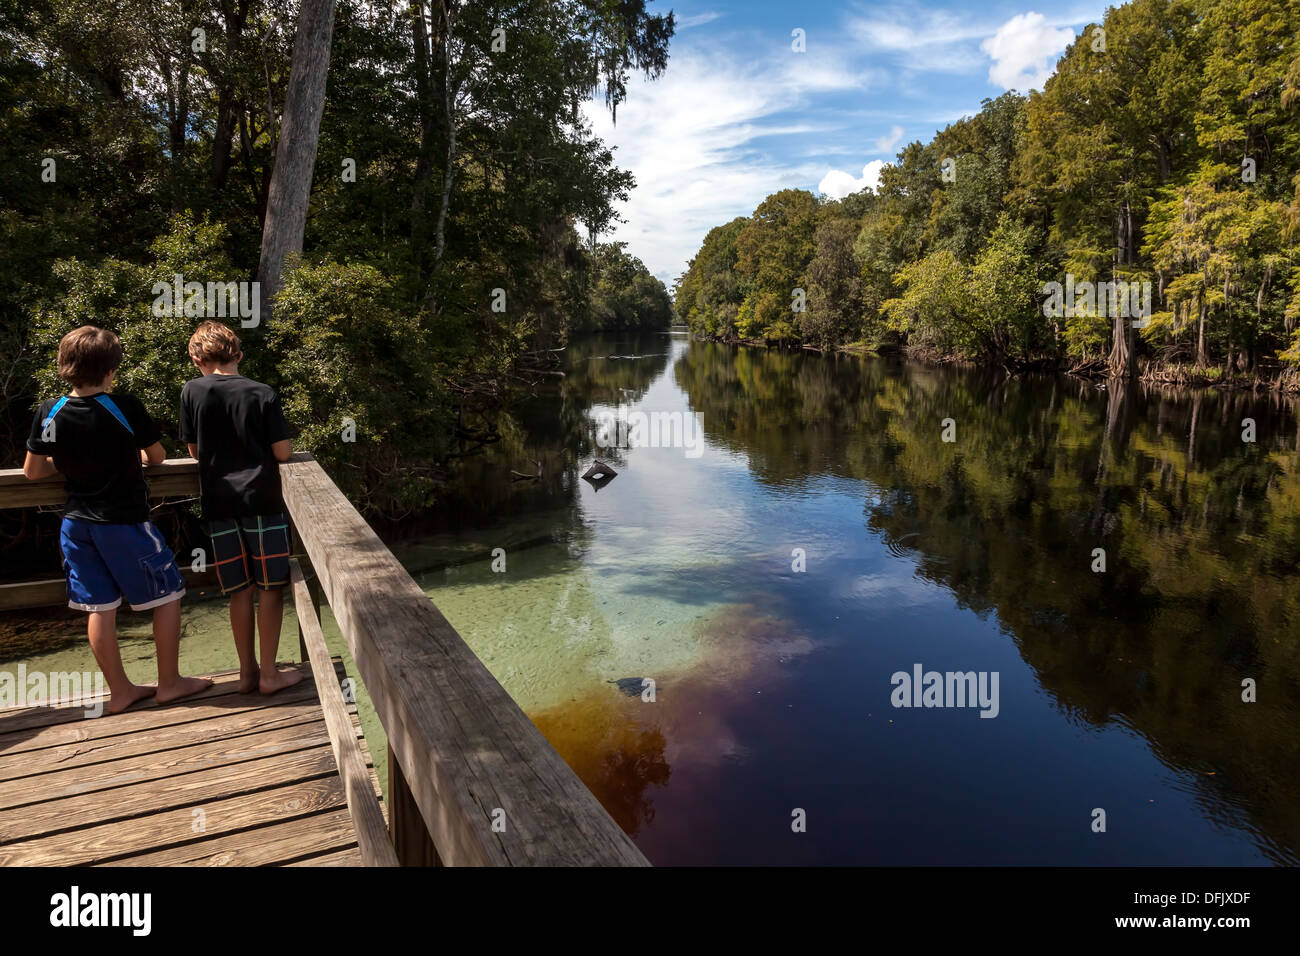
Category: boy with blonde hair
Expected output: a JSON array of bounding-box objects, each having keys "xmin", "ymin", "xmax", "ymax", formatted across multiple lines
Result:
[{"xmin": 180, "ymin": 321, "xmax": 302, "ymax": 694}]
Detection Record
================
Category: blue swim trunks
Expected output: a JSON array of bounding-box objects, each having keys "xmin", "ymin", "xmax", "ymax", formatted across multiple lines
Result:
[{"xmin": 59, "ymin": 517, "xmax": 186, "ymax": 612}]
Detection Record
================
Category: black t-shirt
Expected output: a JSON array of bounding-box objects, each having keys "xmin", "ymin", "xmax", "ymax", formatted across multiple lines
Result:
[
  {"xmin": 27, "ymin": 392, "xmax": 161, "ymax": 524},
  {"xmin": 179, "ymin": 374, "xmax": 291, "ymax": 520}
]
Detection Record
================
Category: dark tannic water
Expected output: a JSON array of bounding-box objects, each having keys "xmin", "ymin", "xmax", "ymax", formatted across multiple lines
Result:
[{"xmin": 391, "ymin": 332, "xmax": 1300, "ymax": 866}]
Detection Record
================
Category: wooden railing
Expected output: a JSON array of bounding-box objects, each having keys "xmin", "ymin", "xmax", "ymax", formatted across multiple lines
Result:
[
  {"xmin": 0, "ymin": 459, "xmax": 219, "ymax": 611},
  {"xmin": 0, "ymin": 454, "xmax": 648, "ymax": 866}
]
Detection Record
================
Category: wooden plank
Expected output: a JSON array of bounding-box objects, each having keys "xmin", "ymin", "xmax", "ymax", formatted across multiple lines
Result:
[
  {"xmin": 0, "ymin": 776, "xmax": 347, "ymax": 866},
  {"xmin": 2, "ymin": 660, "xmax": 343, "ymax": 713},
  {"xmin": 285, "ymin": 846, "xmax": 363, "ymax": 867},
  {"xmin": 0, "ymin": 699, "xmax": 324, "ymax": 783},
  {"xmin": 0, "ymin": 676, "xmax": 320, "ymax": 755},
  {"xmin": 0, "ymin": 568, "xmax": 218, "ymax": 612},
  {"xmin": 108, "ymin": 809, "xmax": 358, "ymax": 866},
  {"xmin": 280, "ymin": 455, "xmax": 648, "ymax": 866},
  {"xmin": 350, "ymin": 706, "xmax": 385, "ymax": 810},
  {"xmin": 0, "ymin": 720, "xmax": 332, "ymax": 811},
  {"xmin": 0, "ymin": 667, "xmax": 248, "ymax": 718},
  {"xmin": 0, "ymin": 745, "xmax": 339, "ymax": 843},
  {"xmin": 291, "ymin": 559, "xmax": 397, "ymax": 866},
  {"xmin": 0, "ymin": 458, "xmax": 200, "ymax": 510}
]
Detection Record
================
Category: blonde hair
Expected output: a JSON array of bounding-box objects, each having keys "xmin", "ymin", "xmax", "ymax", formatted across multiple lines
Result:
[{"xmin": 188, "ymin": 321, "xmax": 242, "ymax": 365}]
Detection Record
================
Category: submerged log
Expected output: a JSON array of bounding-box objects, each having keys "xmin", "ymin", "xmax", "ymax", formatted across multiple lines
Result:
[{"xmin": 510, "ymin": 459, "xmax": 543, "ymax": 481}]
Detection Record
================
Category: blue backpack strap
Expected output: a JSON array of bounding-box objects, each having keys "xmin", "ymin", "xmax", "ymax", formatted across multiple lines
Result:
[
  {"xmin": 41, "ymin": 395, "xmax": 69, "ymax": 429},
  {"xmin": 92, "ymin": 394, "xmax": 135, "ymax": 436},
  {"xmin": 41, "ymin": 395, "xmax": 70, "ymax": 431}
]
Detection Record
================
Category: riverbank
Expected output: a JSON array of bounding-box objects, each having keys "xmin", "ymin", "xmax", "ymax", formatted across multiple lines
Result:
[{"xmin": 683, "ymin": 331, "xmax": 1300, "ymax": 393}]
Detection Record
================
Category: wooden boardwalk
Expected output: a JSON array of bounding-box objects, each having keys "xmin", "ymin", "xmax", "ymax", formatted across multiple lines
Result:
[
  {"xmin": 0, "ymin": 659, "xmax": 384, "ymax": 866},
  {"xmin": 0, "ymin": 455, "xmax": 648, "ymax": 866}
]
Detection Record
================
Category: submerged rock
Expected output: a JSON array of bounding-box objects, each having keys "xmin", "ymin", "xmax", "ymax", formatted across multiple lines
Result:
[{"xmin": 609, "ymin": 677, "xmax": 647, "ymax": 697}]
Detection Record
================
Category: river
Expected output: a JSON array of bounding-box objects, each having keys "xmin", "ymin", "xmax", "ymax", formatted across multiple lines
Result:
[{"xmin": 7, "ymin": 331, "xmax": 1300, "ymax": 864}]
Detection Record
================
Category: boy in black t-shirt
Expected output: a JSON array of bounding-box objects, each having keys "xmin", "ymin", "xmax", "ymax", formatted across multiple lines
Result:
[
  {"xmin": 180, "ymin": 321, "xmax": 303, "ymax": 695},
  {"xmin": 24, "ymin": 326, "xmax": 212, "ymax": 713}
]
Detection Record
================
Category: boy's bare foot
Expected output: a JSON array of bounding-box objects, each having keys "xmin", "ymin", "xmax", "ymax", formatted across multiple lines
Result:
[
  {"xmin": 259, "ymin": 667, "xmax": 305, "ymax": 695},
  {"xmin": 108, "ymin": 683, "xmax": 157, "ymax": 715},
  {"xmin": 156, "ymin": 676, "xmax": 214, "ymax": 705},
  {"xmin": 238, "ymin": 667, "xmax": 260, "ymax": 694}
]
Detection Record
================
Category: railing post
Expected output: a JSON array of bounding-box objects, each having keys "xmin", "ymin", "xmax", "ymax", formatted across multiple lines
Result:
[
  {"xmin": 289, "ymin": 519, "xmax": 321, "ymax": 663},
  {"xmin": 387, "ymin": 744, "xmax": 442, "ymax": 866}
]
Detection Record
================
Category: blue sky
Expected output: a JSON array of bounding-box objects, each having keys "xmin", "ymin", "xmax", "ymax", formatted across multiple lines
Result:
[{"xmin": 581, "ymin": 0, "xmax": 1106, "ymax": 285}]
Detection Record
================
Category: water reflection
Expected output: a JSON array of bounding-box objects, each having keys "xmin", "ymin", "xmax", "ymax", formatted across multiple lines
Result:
[{"xmin": 671, "ymin": 342, "xmax": 1300, "ymax": 864}]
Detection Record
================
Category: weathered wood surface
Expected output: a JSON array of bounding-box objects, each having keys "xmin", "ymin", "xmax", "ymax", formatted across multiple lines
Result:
[
  {"xmin": 0, "ymin": 661, "xmax": 381, "ymax": 866},
  {"xmin": 0, "ymin": 458, "xmax": 208, "ymax": 610},
  {"xmin": 291, "ymin": 558, "xmax": 397, "ymax": 866},
  {"xmin": 0, "ymin": 569, "xmax": 219, "ymax": 612},
  {"xmin": 279, "ymin": 455, "xmax": 648, "ymax": 866},
  {"xmin": 0, "ymin": 458, "xmax": 201, "ymax": 510}
]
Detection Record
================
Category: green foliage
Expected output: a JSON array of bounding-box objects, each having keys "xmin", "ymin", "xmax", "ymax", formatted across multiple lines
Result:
[
  {"xmin": 881, "ymin": 250, "xmax": 970, "ymax": 353},
  {"xmin": 803, "ymin": 218, "xmax": 863, "ymax": 349},
  {"xmin": 580, "ymin": 243, "xmax": 673, "ymax": 332},
  {"xmin": 28, "ymin": 214, "xmax": 239, "ymax": 442},
  {"xmin": 673, "ymin": 217, "xmax": 747, "ymax": 337},
  {"xmin": 267, "ymin": 261, "xmax": 453, "ymax": 515},
  {"xmin": 735, "ymin": 189, "xmax": 818, "ymax": 294}
]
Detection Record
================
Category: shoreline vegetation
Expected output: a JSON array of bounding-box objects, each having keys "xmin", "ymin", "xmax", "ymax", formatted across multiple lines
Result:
[
  {"xmin": 688, "ymin": 331, "xmax": 1300, "ymax": 393},
  {"xmin": 672, "ymin": 0, "xmax": 1300, "ymax": 394}
]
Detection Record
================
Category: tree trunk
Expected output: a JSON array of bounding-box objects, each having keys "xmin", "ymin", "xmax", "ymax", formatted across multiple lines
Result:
[
  {"xmin": 432, "ymin": 1, "xmax": 458, "ymax": 267},
  {"xmin": 211, "ymin": 88, "xmax": 237, "ymax": 189},
  {"xmin": 1195, "ymin": 298, "xmax": 1208, "ymax": 367},
  {"xmin": 256, "ymin": 0, "xmax": 339, "ymax": 319},
  {"xmin": 1108, "ymin": 309, "xmax": 1131, "ymax": 377},
  {"xmin": 410, "ymin": 2, "xmax": 437, "ymax": 275},
  {"xmin": 1108, "ymin": 201, "xmax": 1137, "ymax": 377},
  {"xmin": 209, "ymin": 1, "xmax": 250, "ymax": 190}
]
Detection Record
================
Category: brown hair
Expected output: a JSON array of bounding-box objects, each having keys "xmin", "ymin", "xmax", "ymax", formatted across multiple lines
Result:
[
  {"xmin": 58, "ymin": 326, "xmax": 122, "ymax": 388},
  {"xmin": 188, "ymin": 321, "xmax": 242, "ymax": 365}
]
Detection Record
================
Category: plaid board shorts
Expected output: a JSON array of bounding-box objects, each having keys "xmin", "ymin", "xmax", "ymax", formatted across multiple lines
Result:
[{"xmin": 209, "ymin": 513, "xmax": 291, "ymax": 595}]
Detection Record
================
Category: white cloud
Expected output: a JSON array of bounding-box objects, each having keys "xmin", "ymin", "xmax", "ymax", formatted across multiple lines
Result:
[
  {"xmin": 872, "ymin": 124, "xmax": 905, "ymax": 153},
  {"xmin": 581, "ymin": 42, "xmax": 866, "ymax": 283},
  {"xmin": 676, "ymin": 12, "xmax": 723, "ymax": 29},
  {"xmin": 980, "ymin": 12, "xmax": 1074, "ymax": 91},
  {"xmin": 846, "ymin": 7, "xmax": 992, "ymax": 73},
  {"xmin": 818, "ymin": 160, "xmax": 884, "ymax": 200}
]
